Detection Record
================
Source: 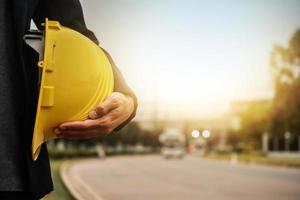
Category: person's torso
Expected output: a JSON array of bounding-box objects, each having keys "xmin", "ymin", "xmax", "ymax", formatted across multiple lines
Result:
[{"xmin": 0, "ymin": 0, "xmax": 27, "ymax": 191}]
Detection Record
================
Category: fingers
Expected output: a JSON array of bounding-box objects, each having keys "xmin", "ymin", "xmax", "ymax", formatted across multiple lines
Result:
[
  {"xmin": 55, "ymin": 118, "xmax": 114, "ymax": 139},
  {"xmin": 57, "ymin": 116, "xmax": 113, "ymax": 131},
  {"xmin": 89, "ymin": 106, "xmax": 105, "ymax": 119},
  {"xmin": 56, "ymin": 113, "xmax": 118, "ymax": 136},
  {"xmin": 89, "ymin": 94, "xmax": 120, "ymax": 119},
  {"xmin": 58, "ymin": 119, "xmax": 99, "ymax": 131}
]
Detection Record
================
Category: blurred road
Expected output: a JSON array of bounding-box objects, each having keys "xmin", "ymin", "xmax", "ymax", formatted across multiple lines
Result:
[{"xmin": 62, "ymin": 155, "xmax": 300, "ymax": 200}]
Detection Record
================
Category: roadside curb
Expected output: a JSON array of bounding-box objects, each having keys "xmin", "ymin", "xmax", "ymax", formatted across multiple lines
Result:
[{"xmin": 60, "ymin": 159, "xmax": 105, "ymax": 200}]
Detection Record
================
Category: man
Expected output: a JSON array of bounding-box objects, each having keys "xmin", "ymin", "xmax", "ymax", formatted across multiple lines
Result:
[{"xmin": 0, "ymin": 0, "xmax": 137, "ymax": 199}]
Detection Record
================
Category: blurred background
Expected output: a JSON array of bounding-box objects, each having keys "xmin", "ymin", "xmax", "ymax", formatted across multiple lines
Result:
[{"xmin": 45, "ymin": 0, "xmax": 300, "ymax": 199}]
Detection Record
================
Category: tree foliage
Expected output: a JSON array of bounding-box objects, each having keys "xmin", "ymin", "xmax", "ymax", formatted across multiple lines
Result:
[
  {"xmin": 227, "ymin": 102, "xmax": 271, "ymax": 151},
  {"xmin": 270, "ymin": 29, "xmax": 300, "ymax": 136},
  {"xmin": 226, "ymin": 29, "xmax": 300, "ymax": 151}
]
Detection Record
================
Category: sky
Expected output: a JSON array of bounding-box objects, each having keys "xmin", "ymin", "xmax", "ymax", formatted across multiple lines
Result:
[{"xmin": 80, "ymin": 0, "xmax": 300, "ymax": 120}]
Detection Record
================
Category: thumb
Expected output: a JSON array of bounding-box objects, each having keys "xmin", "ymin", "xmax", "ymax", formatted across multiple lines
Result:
[
  {"xmin": 89, "ymin": 106, "xmax": 105, "ymax": 119},
  {"xmin": 88, "ymin": 95, "xmax": 116, "ymax": 119}
]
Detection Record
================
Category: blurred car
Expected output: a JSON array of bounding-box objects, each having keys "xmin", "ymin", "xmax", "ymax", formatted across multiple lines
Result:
[{"xmin": 159, "ymin": 128, "xmax": 186, "ymax": 159}]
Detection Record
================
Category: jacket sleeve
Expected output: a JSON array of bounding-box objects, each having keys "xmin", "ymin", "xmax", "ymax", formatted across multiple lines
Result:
[{"xmin": 32, "ymin": 0, "xmax": 137, "ymax": 130}]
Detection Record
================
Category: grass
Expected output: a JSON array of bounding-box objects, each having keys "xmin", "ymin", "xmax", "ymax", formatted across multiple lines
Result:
[
  {"xmin": 204, "ymin": 152, "xmax": 300, "ymax": 168},
  {"xmin": 43, "ymin": 159, "xmax": 74, "ymax": 200}
]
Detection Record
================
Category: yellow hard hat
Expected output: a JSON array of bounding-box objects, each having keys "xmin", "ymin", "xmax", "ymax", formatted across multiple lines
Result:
[{"xmin": 25, "ymin": 19, "xmax": 114, "ymax": 160}]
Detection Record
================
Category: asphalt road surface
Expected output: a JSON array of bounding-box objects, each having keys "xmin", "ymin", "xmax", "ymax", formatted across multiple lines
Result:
[{"xmin": 63, "ymin": 155, "xmax": 300, "ymax": 200}]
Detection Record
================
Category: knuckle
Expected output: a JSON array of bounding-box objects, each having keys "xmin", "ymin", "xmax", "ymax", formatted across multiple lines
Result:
[
  {"xmin": 111, "ymin": 98, "xmax": 118, "ymax": 105},
  {"xmin": 96, "ymin": 106, "xmax": 104, "ymax": 113},
  {"xmin": 110, "ymin": 109, "xmax": 119, "ymax": 116},
  {"xmin": 112, "ymin": 95, "xmax": 122, "ymax": 104},
  {"xmin": 102, "ymin": 117, "xmax": 113, "ymax": 128}
]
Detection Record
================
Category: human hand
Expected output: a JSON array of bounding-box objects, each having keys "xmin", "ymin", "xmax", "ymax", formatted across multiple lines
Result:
[{"xmin": 54, "ymin": 92, "xmax": 135, "ymax": 139}]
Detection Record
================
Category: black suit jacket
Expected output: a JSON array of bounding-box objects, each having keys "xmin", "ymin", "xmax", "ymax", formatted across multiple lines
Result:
[{"xmin": 11, "ymin": 0, "xmax": 137, "ymax": 198}]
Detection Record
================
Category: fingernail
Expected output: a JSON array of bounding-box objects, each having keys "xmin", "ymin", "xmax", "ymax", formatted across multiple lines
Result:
[{"xmin": 89, "ymin": 110, "xmax": 98, "ymax": 119}]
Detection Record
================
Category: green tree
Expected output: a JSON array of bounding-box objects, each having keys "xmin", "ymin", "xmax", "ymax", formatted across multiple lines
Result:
[
  {"xmin": 270, "ymin": 29, "xmax": 300, "ymax": 136},
  {"xmin": 227, "ymin": 102, "xmax": 271, "ymax": 151}
]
